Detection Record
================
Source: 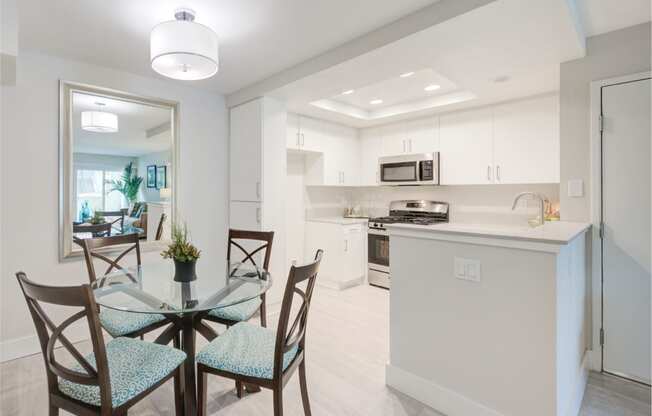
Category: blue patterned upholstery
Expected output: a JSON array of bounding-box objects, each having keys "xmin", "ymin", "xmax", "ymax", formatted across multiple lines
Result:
[
  {"xmin": 59, "ymin": 337, "xmax": 186, "ymax": 408},
  {"xmin": 208, "ymin": 297, "xmax": 262, "ymax": 322},
  {"xmin": 99, "ymin": 308, "xmax": 166, "ymax": 337},
  {"xmin": 197, "ymin": 322, "xmax": 298, "ymax": 379}
]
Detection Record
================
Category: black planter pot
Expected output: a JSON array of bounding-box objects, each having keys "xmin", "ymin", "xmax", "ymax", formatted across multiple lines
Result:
[{"xmin": 173, "ymin": 259, "xmax": 197, "ymax": 282}]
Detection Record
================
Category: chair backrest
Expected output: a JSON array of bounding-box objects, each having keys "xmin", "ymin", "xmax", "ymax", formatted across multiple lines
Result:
[
  {"xmin": 73, "ymin": 222, "xmax": 112, "ymax": 238},
  {"xmin": 81, "ymin": 233, "xmax": 142, "ymax": 283},
  {"xmin": 15, "ymin": 272, "xmax": 113, "ymax": 409},
  {"xmin": 95, "ymin": 211, "xmax": 125, "ymax": 232},
  {"xmin": 273, "ymin": 250, "xmax": 323, "ymax": 380},
  {"xmin": 155, "ymin": 213, "xmax": 167, "ymax": 240},
  {"xmin": 227, "ymin": 229, "xmax": 274, "ymax": 271}
]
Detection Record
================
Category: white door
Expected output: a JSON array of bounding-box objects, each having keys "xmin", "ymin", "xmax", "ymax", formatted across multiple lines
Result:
[
  {"xmin": 492, "ymin": 95, "xmax": 560, "ymax": 184},
  {"xmin": 230, "ymin": 101, "xmax": 262, "ymax": 202},
  {"xmin": 601, "ymin": 76, "xmax": 651, "ymax": 384},
  {"xmin": 439, "ymin": 108, "xmax": 494, "ymax": 185}
]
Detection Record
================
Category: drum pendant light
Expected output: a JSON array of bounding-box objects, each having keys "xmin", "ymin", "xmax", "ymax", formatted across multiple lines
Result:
[{"xmin": 150, "ymin": 8, "xmax": 219, "ymax": 81}]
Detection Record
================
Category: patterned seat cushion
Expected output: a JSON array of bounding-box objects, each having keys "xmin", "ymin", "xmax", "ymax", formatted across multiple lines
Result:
[
  {"xmin": 208, "ymin": 297, "xmax": 262, "ymax": 322},
  {"xmin": 197, "ymin": 322, "xmax": 298, "ymax": 379},
  {"xmin": 99, "ymin": 308, "xmax": 166, "ymax": 337},
  {"xmin": 59, "ymin": 337, "xmax": 186, "ymax": 408}
]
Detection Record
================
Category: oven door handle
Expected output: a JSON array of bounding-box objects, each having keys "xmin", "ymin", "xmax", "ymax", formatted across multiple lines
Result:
[{"xmin": 368, "ymin": 228, "xmax": 389, "ymax": 236}]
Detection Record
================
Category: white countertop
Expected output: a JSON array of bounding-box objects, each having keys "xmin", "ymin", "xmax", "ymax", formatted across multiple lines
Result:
[
  {"xmin": 386, "ymin": 221, "xmax": 590, "ymax": 244},
  {"xmin": 306, "ymin": 216, "xmax": 369, "ymax": 225}
]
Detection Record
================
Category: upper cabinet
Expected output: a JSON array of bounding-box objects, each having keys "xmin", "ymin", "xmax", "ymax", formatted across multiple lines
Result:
[
  {"xmin": 492, "ymin": 95, "xmax": 559, "ymax": 184},
  {"xmin": 379, "ymin": 117, "xmax": 439, "ymax": 157},
  {"xmin": 230, "ymin": 100, "xmax": 263, "ymax": 201},
  {"xmin": 439, "ymin": 108, "xmax": 494, "ymax": 185},
  {"xmin": 440, "ymin": 93, "xmax": 560, "ymax": 185},
  {"xmin": 360, "ymin": 127, "xmax": 384, "ymax": 186}
]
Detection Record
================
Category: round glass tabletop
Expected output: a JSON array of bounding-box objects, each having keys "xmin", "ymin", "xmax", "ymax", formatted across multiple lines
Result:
[{"xmin": 91, "ymin": 261, "xmax": 272, "ymax": 315}]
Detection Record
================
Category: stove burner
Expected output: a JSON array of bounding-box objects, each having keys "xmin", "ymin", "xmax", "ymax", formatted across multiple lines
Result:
[{"xmin": 369, "ymin": 216, "xmax": 446, "ymax": 226}]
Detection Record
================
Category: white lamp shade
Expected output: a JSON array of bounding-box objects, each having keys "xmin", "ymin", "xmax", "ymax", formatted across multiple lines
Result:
[
  {"xmin": 151, "ymin": 20, "xmax": 219, "ymax": 81},
  {"xmin": 81, "ymin": 111, "xmax": 118, "ymax": 133},
  {"xmin": 159, "ymin": 187, "xmax": 172, "ymax": 200}
]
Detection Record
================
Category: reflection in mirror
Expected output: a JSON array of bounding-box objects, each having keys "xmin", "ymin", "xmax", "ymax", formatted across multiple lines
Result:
[{"xmin": 60, "ymin": 83, "xmax": 177, "ymax": 259}]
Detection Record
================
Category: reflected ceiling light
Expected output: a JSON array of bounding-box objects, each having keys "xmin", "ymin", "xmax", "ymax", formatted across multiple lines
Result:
[
  {"xmin": 424, "ymin": 84, "xmax": 441, "ymax": 92},
  {"xmin": 81, "ymin": 103, "xmax": 118, "ymax": 133},
  {"xmin": 342, "ymin": 89, "xmax": 355, "ymax": 95},
  {"xmin": 370, "ymin": 99, "xmax": 383, "ymax": 105},
  {"xmin": 400, "ymin": 71, "xmax": 415, "ymax": 78},
  {"xmin": 150, "ymin": 8, "xmax": 219, "ymax": 81}
]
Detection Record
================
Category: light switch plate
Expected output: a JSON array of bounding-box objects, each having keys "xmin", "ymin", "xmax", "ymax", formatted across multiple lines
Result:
[
  {"xmin": 455, "ymin": 257, "xmax": 481, "ymax": 282},
  {"xmin": 454, "ymin": 257, "xmax": 466, "ymax": 278},
  {"xmin": 568, "ymin": 179, "xmax": 584, "ymax": 198}
]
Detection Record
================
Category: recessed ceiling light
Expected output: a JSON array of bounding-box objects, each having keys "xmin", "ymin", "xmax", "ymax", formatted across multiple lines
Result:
[
  {"xmin": 342, "ymin": 89, "xmax": 355, "ymax": 95},
  {"xmin": 400, "ymin": 72, "xmax": 415, "ymax": 78},
  {"xmin": 370, "ymin": 99, "xmax": 383, "ymax": 105},
  {"xmin": 424, "ymin": 84, "xmax": 441, "ymax": 92},
  {"xmin": 493, "ymin": 75, "xmax": 510, "ymax": 83}
]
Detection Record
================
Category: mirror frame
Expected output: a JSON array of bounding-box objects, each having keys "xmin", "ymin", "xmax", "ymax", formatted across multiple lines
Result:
[{"xmin": 59, "ymin": 81, "xmax": 179, "ymax": 261}]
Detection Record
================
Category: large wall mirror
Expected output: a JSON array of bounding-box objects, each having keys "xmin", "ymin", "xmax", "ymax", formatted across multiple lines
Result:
[{"xmin": 60, "ymin": 81, "xmax": 178, "ymax": 260}]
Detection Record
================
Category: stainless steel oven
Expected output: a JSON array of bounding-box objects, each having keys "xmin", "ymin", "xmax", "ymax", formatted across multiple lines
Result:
[
  {"xmin": 368, "ymin": 227, "xmax": 390, "ymax": 289},
  {"xmin": 378, "ymin": 153, "xmax": 440, "ymax": 186}
]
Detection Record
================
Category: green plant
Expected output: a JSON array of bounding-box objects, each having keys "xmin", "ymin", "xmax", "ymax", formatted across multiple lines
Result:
[
  {"xmin": 89, "ymin": 212, "xmax": 105, "ymax": 225},
  {"xmin": 108, "ymin": 162, "xmax": 143, "ymax": 204},
  {"xmin": 161, "ymin": 222, "xmax": 201, "ymax": 263}
]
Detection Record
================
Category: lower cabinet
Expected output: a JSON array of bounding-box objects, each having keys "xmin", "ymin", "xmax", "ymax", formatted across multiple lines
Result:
[{"xmin": 305, "ymin": 221, "xmax": 366, "ymax": 290}]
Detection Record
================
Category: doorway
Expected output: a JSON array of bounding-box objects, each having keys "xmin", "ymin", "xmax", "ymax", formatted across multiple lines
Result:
[{"xmin": 600, "ymin": 74, "xmax": 651, "ymax": 384}]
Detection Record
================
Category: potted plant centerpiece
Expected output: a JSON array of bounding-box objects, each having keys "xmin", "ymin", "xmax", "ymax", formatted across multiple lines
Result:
[{"xmin": 161, "ymin": 223, "xmax": 201, "ymax": 282}]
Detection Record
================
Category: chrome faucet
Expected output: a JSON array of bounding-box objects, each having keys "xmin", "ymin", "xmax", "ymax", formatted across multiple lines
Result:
[{"xmin": 511, "ymin": 192, "xmax": 548, "ymax": 227}]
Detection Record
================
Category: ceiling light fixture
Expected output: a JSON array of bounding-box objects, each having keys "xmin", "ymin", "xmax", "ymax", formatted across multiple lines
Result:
[
  {"xmin": 81, "ymin": 102, "xmax": 118, "ymax": 133},
  {"xmin": 424, "ymin": 84, "xmax": 441, "ymax": 92},
  {"xmin": 342, "ymin": 89, "xmax": 355, "ymax": 95},
  {"xmin": 150, "ymin": 8, "xmax": 219, "ymax": 81},
  {"xmin": 400, "ymin": 72, "xmax": 415, "ymax": 78},
  {"xmin": 370, "ymin": 99, "xmax": 383, "ymax": 105}
]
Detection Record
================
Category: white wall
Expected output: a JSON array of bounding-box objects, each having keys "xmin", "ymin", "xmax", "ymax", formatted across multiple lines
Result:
[
  {"xmin": 286, "ymin": 153, "xmax": 307, "ymax": 267},
  {"xmin": 560, "ymin": 22, "xmax": 651, "ymax": 222},
  {"xmin": 0, "ymin": 51, "xmax": 228, "ymax": 361}
]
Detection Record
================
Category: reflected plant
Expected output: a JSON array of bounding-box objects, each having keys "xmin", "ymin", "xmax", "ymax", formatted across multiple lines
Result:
[{"xmin": 108, "ymin": 162, "xmax": 143, "ymax": 204}]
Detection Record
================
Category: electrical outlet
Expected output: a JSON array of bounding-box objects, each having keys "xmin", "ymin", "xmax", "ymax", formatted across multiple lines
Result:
[{"xmin": 454, "ymin": 257, "xmax": 481, "ymax": 282}]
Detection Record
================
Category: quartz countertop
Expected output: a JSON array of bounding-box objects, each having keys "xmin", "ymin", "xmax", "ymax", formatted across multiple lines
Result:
[
  {"xmin": 305, "ymin": 216, "xmax": 369, "ymax": 225},
  {"xmin": 385, "ymin": 221, "xmax": 590, "ymax": 244}
]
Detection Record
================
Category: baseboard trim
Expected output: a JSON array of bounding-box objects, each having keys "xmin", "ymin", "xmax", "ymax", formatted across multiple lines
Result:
[
  {"xmin": 385, "ymin": 363, "xmax": 504, "ymax": 416},
  {"xmin": 317, "ymin": 275, "xmax": 364, "ymax": 291},
  {"xmin": 1, "ymin": 325, "xmax": 89, "ymax": 363}
]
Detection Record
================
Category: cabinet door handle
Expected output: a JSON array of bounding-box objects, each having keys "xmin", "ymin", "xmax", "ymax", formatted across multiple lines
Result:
[
  {"xmin": 496, "ymin": 165, "xmax": 501, "ymax": 182},
  {"xmin": 487, "ymin": 166, "xmax": 492, "ymax": 182},
  {"xmin": 256, "ymin": 207, "xmax": 261, "ymax": 224},
  {"xmin": 296, "ymin": 132, "xmax": 300, "ymax": 147},
  {"xmin": 344, "ymin": 239, "xmax": 348, "ymax": 252},
  {"xmin": 341, "ymin": 171, "xmax": 345, "ymax": 184},
  {"xmin": 408, "ymin": 139, "xmax": 412, "ymax": 153},
  {"xmin": 256, "ymin": 182, "xmax": 261, "ymax": 199},
  {"xmin": 301, "ymin": 133, "xmax": 305, "ymax": 147}
]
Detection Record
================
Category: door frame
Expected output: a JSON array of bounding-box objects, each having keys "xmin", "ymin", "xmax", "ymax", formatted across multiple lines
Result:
[{"xmin": 589, "ymin": 71, "xmax": 651, "ymax": 383}]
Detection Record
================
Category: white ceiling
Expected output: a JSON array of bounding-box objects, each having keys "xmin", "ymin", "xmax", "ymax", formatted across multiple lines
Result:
[
  {"xmin": 18, "ymin": 0, "xmax": 438, "ymax": 94},
  {"xmin": 73, "ymin": 92, "xmax": 172, "ymax": 157},
  {"xmin": 576, "ymin": 0, "xmax": 650, "ymax": 36},
  {"xmin": 273, "ymin": 0, "xmax": 588, "ymax": 127}
]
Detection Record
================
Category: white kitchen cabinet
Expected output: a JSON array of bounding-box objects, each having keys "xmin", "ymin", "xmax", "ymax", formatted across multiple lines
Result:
[
  {"xmin": 305, "ymin": 221, "xmax": 365, "ymax": 290},
  {"xmin": 286, "ymin": 112, "xmax": 301, "ymax": 150},
  {"xmin": 492, "ymin": 94, "xmax": 559, "ymax": 184},
  {"xmin": 381, "ymin": 122, "xmax": 406, "ymax": 156},
  {"xmin": 360, "ymin": 127, "xmax": 384, "ymax": 186},
  {"xmin": 230, "ymin": 100, "xmax": 263, "ymax": 201},
  {"xmin": 303, "ymin": 119, "xmax": 360, "ymax": 186},
  {"xmin": 229, "ymin": 201, "xmax": 262, "ymax": 230},
  {"xmin": 439, "ymin": 107, "xmax": 494, "ymax": 185},
  {"xmin": 405, "ymin": 117, "xmax": 438, "ymax": 154}
]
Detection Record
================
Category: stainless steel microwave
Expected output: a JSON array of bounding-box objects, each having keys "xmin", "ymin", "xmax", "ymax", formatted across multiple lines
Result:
[{"xmin": 378, "ymin": 153, "xmax": 440, "ymax": 185}]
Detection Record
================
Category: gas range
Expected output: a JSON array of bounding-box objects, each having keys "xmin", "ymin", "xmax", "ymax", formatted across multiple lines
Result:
[{"xmin": 367, "ymin": 200, "xmax": 449, "ymax": 290}]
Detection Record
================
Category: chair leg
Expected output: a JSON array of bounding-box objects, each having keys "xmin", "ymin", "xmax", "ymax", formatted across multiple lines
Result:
[
  {"xmin": 173, "ymin": 333, "xmax": 181, "ymax": 349},
  {"xmin": 236, "ymin": 380, "xmax": 244, "ymax": 398},
  {"xmin": 174, "ymin": 367, "xmax": 184, "ymax": 416},
  {"xmin": 260, "ymin": 296, "xmax": 267, "ymax": 328},
  {"xmin": 299, "ymin": 361, "xmax": 312, "ymax": 416},
  {"xmin": 273, "ymin": 387, "xmax": 283, "ymax": 416},
  {"xmin": 198, "ymin": 369, "xmax": 207, "ymax": 416},
  {"xmin": 48, "ymin": 404, "xmax": 59, "ymax": 416},
  {"xmin": 139, "ymin": 334, "xmax": 144, "ymax": 341}
]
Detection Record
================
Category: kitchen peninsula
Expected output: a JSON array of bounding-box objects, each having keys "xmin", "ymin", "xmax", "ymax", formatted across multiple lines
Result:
[{"xmin": 385, "ymin": 221, "xmax": 590, "ymax": 416}]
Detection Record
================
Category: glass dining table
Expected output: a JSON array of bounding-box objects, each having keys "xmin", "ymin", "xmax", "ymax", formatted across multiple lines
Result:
[{"xmin": 91, "ymin": 261, "xmax": 272, "ymax": 416}]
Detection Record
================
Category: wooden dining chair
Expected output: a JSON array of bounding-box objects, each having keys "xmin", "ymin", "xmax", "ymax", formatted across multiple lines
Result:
[
  {"xmin": 95, "ymin": 211, "xmax": 125, "ymax": 234},
  {"xmin": 15, "ymin": 272, "xmax": 186, "ymax": 416},
  {"xmin": 202, "ymin": 229, "xmax": 274, "ymax": 328},
  {"xmin": 155, "ymin": 213, "xmax": 167, "ymax": 240},
  {"xmin": 80, "ymin": 233, "xmax": 167, "ymax": 339},
  {"xmin": 197, "ymin": 250, "xmax": 324, "ymax": 416}
]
